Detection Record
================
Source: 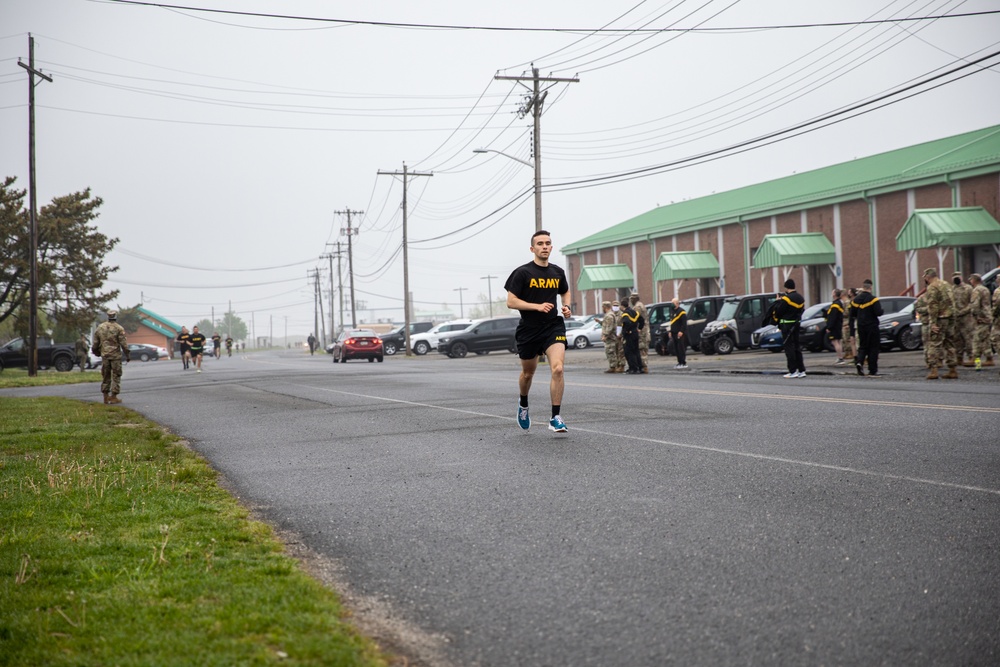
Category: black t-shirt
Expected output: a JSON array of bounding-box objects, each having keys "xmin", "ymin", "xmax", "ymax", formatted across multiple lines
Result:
[
  {"xmin": 212, "ymin": 334, "xmax": 221, "ymax": 347},
  {"xmin": 504, "ymin": 261, "xmax": 568, "ymax": 327},
  {"xmin": 189, "ymin": 333, "xmax": 207, "ymax": 351},
  {"xmin": 177, "ymin": 332, "xmax": 191, "ymax": 349}
]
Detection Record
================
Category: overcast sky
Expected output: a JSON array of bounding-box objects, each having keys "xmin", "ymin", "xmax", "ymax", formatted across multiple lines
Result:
[{"xmin": 3, "ymin": 0, "xmax": 999, "ymax": 341}]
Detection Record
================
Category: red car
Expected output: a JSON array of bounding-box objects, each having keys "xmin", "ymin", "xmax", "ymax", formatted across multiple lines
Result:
[{"xmin": 331, "ymin": 329, "xmax": 384, "ymax": 363}]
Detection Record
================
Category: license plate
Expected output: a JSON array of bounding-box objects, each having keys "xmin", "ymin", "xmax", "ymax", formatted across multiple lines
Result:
[{"xmin": 358, "ymin": 341, "xmax": 369, "ymax": 346}]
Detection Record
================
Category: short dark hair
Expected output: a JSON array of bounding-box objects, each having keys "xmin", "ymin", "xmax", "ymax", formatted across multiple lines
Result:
[{"xmin": 531, "ymin": 230, "xmax": 551, "ymax": 243}]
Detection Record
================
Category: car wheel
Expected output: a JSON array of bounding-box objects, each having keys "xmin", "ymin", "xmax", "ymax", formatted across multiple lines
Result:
[
  {"xmin": 451, "ymin": 342, "xmax": 468, "ymax": 358},
  {"xmin": 413, "ymin": 341, "xmax": 429, "ymax": 355},
  {"xmin": 714, "ymin": 336, "xmax": 734, "ymax": 355},
  {"xmin": 54, "ymin": 356, "xmax": 74, "ymax": 372},
  {"xmin": 368, "ymin": 357, "xmax": 374, "ymax": 362},
  {"xmin": 573, "ymin": 336, "xmax": 589, "ymax": 349},
  {"xmin": 139, "ymin": 352, "xmax": 150, "ymax": 362},
  {"xmin": 700, "ymin": 340, "xmax": 715, "ymax": 355},
  {"xmin": 508, "ymin": 343, "xmax": 518, "ymax": 354},
  {"xmin": 383, "ymin": 342, "xmax": 398, "ymax": 356},
  {"xmin": 898, "ymin": 325, "xmax": 921, "ymax": 351},
  {"xmin": 377, "ymin": 355, "xmax": 384, "ymax": 362}
]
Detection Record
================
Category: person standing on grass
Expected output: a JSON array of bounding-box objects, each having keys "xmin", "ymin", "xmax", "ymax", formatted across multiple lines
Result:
[
  {"xmin": 505, "ymin": 230, "xmax": 571, "ymax": 433},
  {"xmin": 93, "ymin": 310, "xmax": 129, "ymax": 404},
  {"xmin": 75, "ymin": 332, "xmax": 89, "ymax": 372}
]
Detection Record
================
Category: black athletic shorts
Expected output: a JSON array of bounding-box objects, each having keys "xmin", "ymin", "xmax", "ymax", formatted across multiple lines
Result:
[
  {"xmin": 190, "ymin": 348, "xmax": 204, "ymax": 357},
  {"xmin": 515, "ymin": 318, "xmax": 567, "ymax": 360}
]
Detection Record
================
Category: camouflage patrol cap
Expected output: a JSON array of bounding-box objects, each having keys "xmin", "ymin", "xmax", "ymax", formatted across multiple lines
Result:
[
  {"xmin": 106, "ymin": 310, "xmax": 118, "ymax": 320},
  {"xmin": 611, "ymin": 300, "xmax": 620, "ymax": 306},
  {"xmin": 952, "ymin": 271, "xmax": 962, "ymax": 277},
  {"xmin": 922, "ymin": 267, "xmax": 937, "ymax": 278},
  {"xmin": 602, "ymin": 300, "xmax": 611, "ymax": 308}
]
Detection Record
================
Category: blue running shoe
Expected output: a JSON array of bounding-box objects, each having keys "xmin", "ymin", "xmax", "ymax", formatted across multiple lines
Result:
[
  {"xmin": 517, "ymin": 404, "xmax": 530, "ymax": 430},
  {"xmin": 548, "ymin": 415, "xmax": 568, "ymax": 433}
]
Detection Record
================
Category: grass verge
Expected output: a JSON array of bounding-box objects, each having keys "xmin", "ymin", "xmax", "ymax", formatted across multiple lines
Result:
[
  {"xmin": 0, "ymin": 369, "xmax": 101, "ymax": 389},
  {"xmin": 0, "ymin": 396, "xmax": 389, "ymax": 667}
]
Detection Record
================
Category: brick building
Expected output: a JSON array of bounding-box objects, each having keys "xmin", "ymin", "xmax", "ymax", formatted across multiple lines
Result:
[{"xmin": 563, "ymin": 125, "xmax": 1000, "ymax": 313}]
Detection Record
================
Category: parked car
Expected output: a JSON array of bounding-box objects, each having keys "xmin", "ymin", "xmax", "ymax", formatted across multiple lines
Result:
[
  {"xmin": 666, "ymin": 295, "xmax": 734, "ymax": 353},
  {"xmin": 751, "ymin": 302, "xmax": 834, "ymax": 353},
  {"xmin": 566, "ymin": 320, "xmax": 604, "ymax": 349},
  {"xmin": 437, "ymin": 316, "xmax": 519, "ymax": 358},
  {"xmin": 127, "ymin": 343, "xmax": 160, "ymax": 362},
  {"xmin": 700, "ymin": 293, "xmax": 778, "ymax": 355},
  {"xmin": 410, "ymin": 320, "xmax": 474, "ymax": 356},
  {"xmin": 379, "ymin": 321, "xmax": 435, "ymax": 356},
  {"xmin": 331, "ymin": 329, "xmax": 384, "ymax": 363},
  {"xmin": 0, "ymin": 337, "xmax": 78, "ymax": 372},
  {"xmin": 879, "ymin": 302, "xmax": 922, "ymax": 351}
]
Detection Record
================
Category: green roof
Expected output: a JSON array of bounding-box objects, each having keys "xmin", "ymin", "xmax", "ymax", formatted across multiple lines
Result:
[
  {"xmin": 138, "ymin": 306, "xmax": 181, "ymax": 333},
  {"xmin": 564, "ymin": 125, "xmax": 1000, "ymax": 254},
  {"xmin": 896, "ymin": 207, "xmax": 1000, "ymax": 252},
  {"xmin": 138, "ymin": 318, "xmax": 176, "ymax": 338},
  {"xmin": 576, "ymin": 264, "xmax": 634, "ymax": 291},
  {"xmin": 652, "ymin": 251, "xmax": 720, "ymax": 281},
  {"xmin": 753, "ymin": 233, "xmax": 836, "ymax": 269}
]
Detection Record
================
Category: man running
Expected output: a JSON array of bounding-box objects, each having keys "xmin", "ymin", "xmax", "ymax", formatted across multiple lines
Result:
[
  {"xmin": 212, "ymin": 331, "xmax": 222, "ymax": 358},
  {"xmin": 225, "ymin": 335, "xmax": 234, "ymax": 357},
  {"xmin": 176, "ymin": 326, "xmax": 192, "ymax": 370},
  {"xmin": 189, "ymin": 326, "xmax": 207, "ymax": 372},
  {"xmin": 504, "ymin": 230, "xmax": 571, "ymax": 433}
]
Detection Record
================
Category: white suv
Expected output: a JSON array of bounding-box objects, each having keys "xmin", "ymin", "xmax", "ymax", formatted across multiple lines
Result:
[{"xmin": 410, "ymin": 320, "xmax": 473, "ymax": 355}]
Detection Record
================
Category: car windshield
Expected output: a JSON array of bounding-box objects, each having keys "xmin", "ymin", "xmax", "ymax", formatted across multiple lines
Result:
[
  {"xmin": 716, "ymin": 300, "xmax": 739, "ymax": 321},
  {"xmin": 802, "ymin": 303, "xmax": 829, "ymax": 320},
  {"xmin": 346, "ymin": 329, "xmax": 376, "ymax": 338},
  {"xmin": 889, "ymin": 302, "xmax": 914, "ymax": 316}
]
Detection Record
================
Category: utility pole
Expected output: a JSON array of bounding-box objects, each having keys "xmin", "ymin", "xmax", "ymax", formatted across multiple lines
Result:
[
  {"xmin": 321, "ymin": 249, "xmax": 338, "ymax": 341},
  {"xmin": 327, "ymin": 242, "xmax": 344, "ymax": 335},
  {"xmin": 334, "ymin": 209, "xmax": 363, "ymax": 328},
  {"xmin": 453, "ymin": 287, "xmax": 468, "ymax": 318},
  {"xmin": 481, "ymin": 275, "xmax": 498, "ymax": 317},
  {"xmin": 494, "ymin": 66, "xmax": 578, "ymax": 232},
  {"xmin": 18, "ymin": 34, "xmax": 52, "ymax": 377},
  {"xmin": 308, "ymin": 269, "xmax": 320, "ymax": 345},
  {"xmin": 377, "ymin": 163, "xmax": 432, "ymax": 357}
]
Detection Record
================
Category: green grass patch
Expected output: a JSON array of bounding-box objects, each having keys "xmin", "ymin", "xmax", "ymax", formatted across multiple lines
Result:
[
  {"xmin": 0, "ymin": 397, "xmax": 389, "ymax": 666},
  {"xmin": 0, "ymin": 369, "xmax": 101, "ymax": 389}
]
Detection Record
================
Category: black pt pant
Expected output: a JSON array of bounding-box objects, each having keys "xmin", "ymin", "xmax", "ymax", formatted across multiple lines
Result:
[
  {"xmin": 781, "ymin": 322, "xmax": 805, "ymax": 374},
  {"xmin": 856, "ymin": 324, "xmax": 879, "ymax": 374}
]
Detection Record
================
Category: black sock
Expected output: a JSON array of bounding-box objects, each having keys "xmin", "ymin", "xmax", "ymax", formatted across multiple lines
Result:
[
  {"xmin": 519, "ymin": 395, "xmax": 528, "ymax": 408},
  {"xmin": 552, "ymin": 405, "xmax": 560, "ymax": 418}
]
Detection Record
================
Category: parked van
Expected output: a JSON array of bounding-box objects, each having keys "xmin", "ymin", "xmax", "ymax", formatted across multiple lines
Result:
[{"xmin": 700, "ymin": 293, "xmax": 779, "ymax": 355}]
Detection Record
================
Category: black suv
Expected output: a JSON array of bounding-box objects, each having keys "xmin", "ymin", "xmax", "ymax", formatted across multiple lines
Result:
[
  {"xmin": 380, "ymin": 321, "xmax": 434, "ymax": 356},
  {"xmin": 700, "ymin": 293, "xmax": 779, "ymax": 354},
  {"xmin": 654, "ymin": 294, "xmax": 733, "ymax": 354},
  {"xmin": 438, "ymin": 316, "xmax": 519, "ymax": 358}
]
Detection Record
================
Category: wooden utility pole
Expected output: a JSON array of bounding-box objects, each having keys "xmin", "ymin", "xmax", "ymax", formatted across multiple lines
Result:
[
  {"xmin": 18, "ymin": 34, "xmax": 52, "ymax": 377},
  {"xmin": 481, "ymin": 275, "xmax": 498, "ymax": 317},
  {"xmin": 334, "ymin": 210, "xmax": 363, "ymax": 328},
  {"xmin": 494, "ymin": 67, "xmax": 578, "ymax": 232},
  {"xmin": 327, "ymin": 242, "xmax": 344, "ymax": 335},
  {"xmin": 453, "ymin": 287, "xmax": 468, "ymax": 318},
  {"xmin": 377, "ymin": 164, "xmax": 432, "ymax": 356},
  {"xmin": 308, "ymin": 269, "xmax": 320, "ymax": 345},
  {"xmin": 321, "ymin": 248, "xmax": 339, "ymax": 341}
]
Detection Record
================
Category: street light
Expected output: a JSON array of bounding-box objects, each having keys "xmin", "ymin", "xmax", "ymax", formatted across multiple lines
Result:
[{"xmin": 473, "ymin": 147, "xmax": 541, "ymax": 232}]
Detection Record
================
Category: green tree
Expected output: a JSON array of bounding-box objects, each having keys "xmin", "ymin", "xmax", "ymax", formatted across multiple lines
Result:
[
  {"xmin": 218, "ymin": 311, "xmax": 248, "ymax": 341},
  {"xmin": 0, "ymin": 176, "xmax": 119, "ymax": 336},
  {"xmin": 194, "ymin": 318, "xmax": 214, "ymax": 334},
  {"xmin": 468, "ymin": 293, "xmax": 514, "ymax": 319}
]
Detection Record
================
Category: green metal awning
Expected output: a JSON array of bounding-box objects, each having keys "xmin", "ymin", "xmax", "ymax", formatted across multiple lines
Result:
[
  {"xmin": 652, "ymin": 251, "xmax": 720, "ymax": 281},
  {"xmin": 752, "ymin": 233, "xmax": 836, "ymax": 269},
  {"xmin": 576, "ymin": 264, "xmax": 635, "ymax": 291},
  {"xmin": 896, "ymin": 207, "xmax": 1000, "ymax": 251}
]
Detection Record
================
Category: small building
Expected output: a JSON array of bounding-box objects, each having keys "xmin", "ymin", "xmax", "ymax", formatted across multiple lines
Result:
[
  {"xmin": 563, "ymin": 125, "xmax": 1000, "ymax": 312},
  {"xmin": 129, "ymin": 306, "xmax": 181, "ymax": 357}
]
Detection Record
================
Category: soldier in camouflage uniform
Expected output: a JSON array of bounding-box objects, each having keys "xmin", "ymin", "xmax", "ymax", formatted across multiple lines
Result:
[
  {"xmin": 93, "ymin": 310, "xmax": 130, "ymax": 403},
  {"xmin": 950, "ymin": 272, "xmax": 974, "ymax": 366},
  {"xmin": 922, "ymin": 268, "xmax": 958, "ymax": 380},
  {"xmin": 630, "ymin": 292, "xmax": 650, "ymax": 373},
  {"xmin": 914, "ymin": 291, "xmax": 929, "ymax": 367},
  {"xmin": 614, "ymin": 299, "xmax": 625, "ymax": 367},
  {"xmin": 600, "ymin": 300, "xmax": 623, "ymax": 373},
  {"xmin": 74, "ymin": 333, "xmax": 89, "ymax": 372},
  {"xmin": 992, "ymin": 285, "xmax": 1000, "ymax": 376},
  {"xmin": 967, "ymin": 273, "xmax": 994, "ymax": 369}
]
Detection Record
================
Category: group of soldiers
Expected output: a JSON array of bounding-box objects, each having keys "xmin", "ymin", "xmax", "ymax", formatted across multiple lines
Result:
[
  {"xmin": 915, "ymin": 268, "xmax": 998, "ymax": 379},
  {"xmin": 600, "ymin": 292, "xmax": 649, "ymax": 374}
]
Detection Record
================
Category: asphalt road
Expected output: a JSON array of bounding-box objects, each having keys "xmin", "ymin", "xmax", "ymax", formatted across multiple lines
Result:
[{"xmin": 6, "ymin": 348, "xmax": 999, "ymax": 666}]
